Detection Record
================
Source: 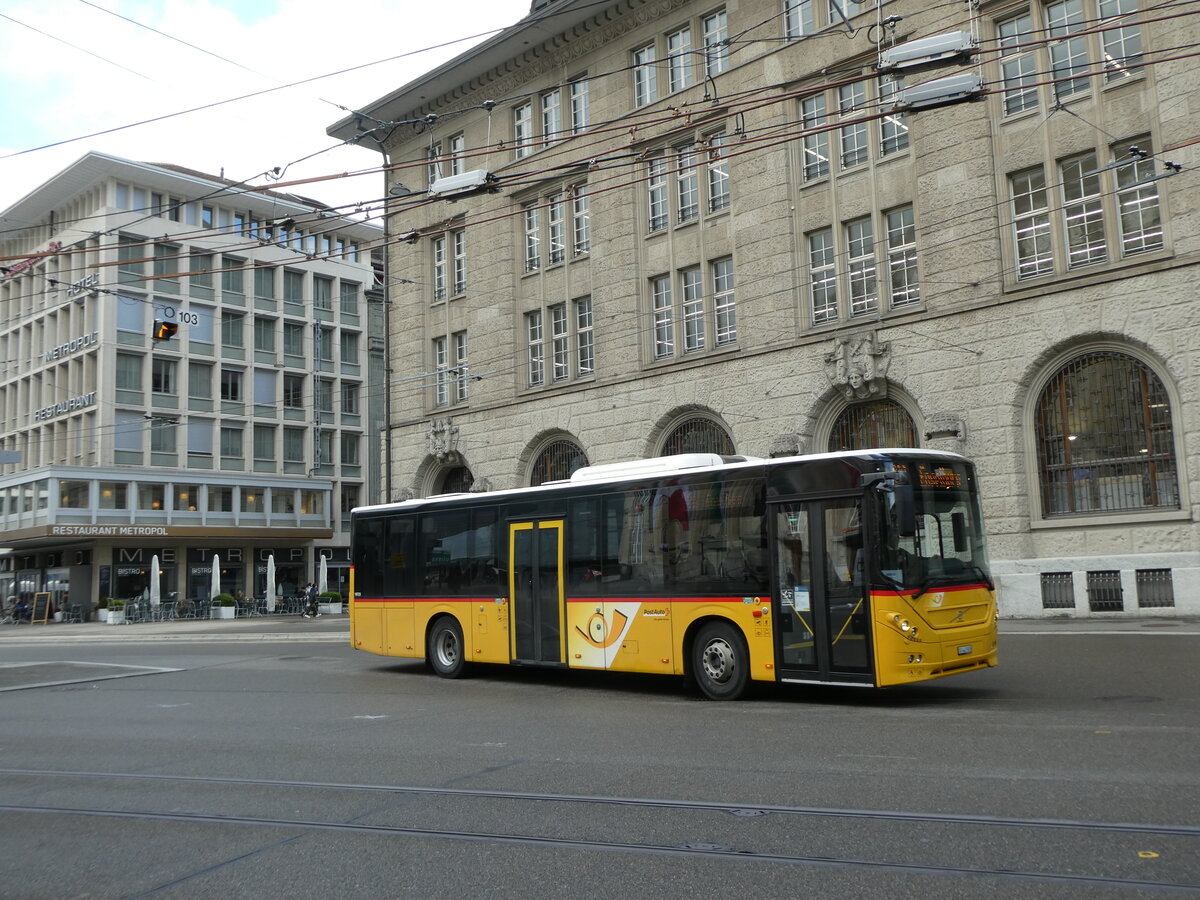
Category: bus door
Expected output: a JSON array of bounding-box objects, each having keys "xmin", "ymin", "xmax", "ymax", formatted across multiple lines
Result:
[
  {"xmin": 508, "ymin": 520, "xmax": 566, "ymax": 665},
  {"xmin": 771, "ymin": 500, "xmax": 874, "ymax": 684}
]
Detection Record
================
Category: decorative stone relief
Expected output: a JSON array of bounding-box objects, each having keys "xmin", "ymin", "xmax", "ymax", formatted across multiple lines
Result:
[
  {"xmin": 469, "ymin": 478, "xmax": 494, "ymax": 493},
  {"xmin": 427, "ymin": 418, "xmax": 461, "ymax": 463},
  {"xmin": 923, "ymin": 413, "xmax": 967, "ymax": 450},
  {"xmin": 769, "ymin": 433, "xmax": 805, "ymax": 458},
  {"xmin": 824, "ymin": 332, "xmax": 891, "ymax": 400}
]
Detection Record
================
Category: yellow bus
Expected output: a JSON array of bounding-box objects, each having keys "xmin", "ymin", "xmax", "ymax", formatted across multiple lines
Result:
[{"xmin": 349, "ymin": 450, "xmax": 997, "ymax": 699}]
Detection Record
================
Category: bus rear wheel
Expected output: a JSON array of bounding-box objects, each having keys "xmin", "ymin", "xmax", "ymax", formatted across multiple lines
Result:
[
  {"xmin": 692, "ymin": 622, "xmax": 749, "ymax": 700},
  {"xmin": 427, "ymin": 616, "xmax": 467, "ymax": 679}
]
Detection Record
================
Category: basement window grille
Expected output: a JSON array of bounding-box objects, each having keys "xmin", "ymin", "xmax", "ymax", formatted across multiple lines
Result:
[
  {"xmin": 1086, "ymin": 569, "xmax": 1124, "ymax": 612},
  {"xmin": 1040, "ymin": 571, "xmax": 1075, "ymax": 609},
  {"xmin": 1135, "ymin": 568, "xmax": 1175, "ymax": 608}
]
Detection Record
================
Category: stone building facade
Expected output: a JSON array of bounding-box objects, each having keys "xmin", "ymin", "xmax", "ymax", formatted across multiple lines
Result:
[{"xmin": 328, "ymin": 0, "xmax": 1199, "ymax": 616}]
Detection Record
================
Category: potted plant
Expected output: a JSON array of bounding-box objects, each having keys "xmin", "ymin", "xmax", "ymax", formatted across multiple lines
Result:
[
  {"xmin": 318, "ymin": 590, "xmax": 343, "ymax": 615},
  {"xmin": 107, "ymin": 598, "xmax": 126, "ymax": 626},
  {"xmin": 211, "ymin": 593, "xmax": 237, "ymax": 619},
  {"xmin": 96, "ymin": 597, "xmax": 110, "ymax": 623}
]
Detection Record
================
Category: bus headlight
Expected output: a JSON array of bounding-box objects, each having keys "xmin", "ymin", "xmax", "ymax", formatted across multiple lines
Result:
[{"xmin": 907, "ymin": 654, "xmax": 924, "ymax": 664}]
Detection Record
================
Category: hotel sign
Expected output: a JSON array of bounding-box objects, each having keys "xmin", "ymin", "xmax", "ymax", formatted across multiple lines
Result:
[{"xmin": 45, "ymin": 331, "xmax": 99, "ymax": 362}]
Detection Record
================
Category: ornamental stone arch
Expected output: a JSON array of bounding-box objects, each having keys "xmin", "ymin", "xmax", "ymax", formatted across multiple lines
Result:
[
  {"xmin": 649, "ymin": 406, "xmax": 737, "ymax": 457},
  {"xmin": 412, "ymin": 453, "xmax": 476, "ymax": 498},
  {"xmin": 519, "ymin": 429, "xmax": 590, "ymax": 486},
  {"xmin": 806, "ymin": 383, "xmax": 924, "ymax": 452}
]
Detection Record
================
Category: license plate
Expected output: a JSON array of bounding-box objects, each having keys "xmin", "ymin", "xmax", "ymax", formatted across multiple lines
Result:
[{"xmin": 957, "ymin": 645, "xmax": 972, "ymax": 656}]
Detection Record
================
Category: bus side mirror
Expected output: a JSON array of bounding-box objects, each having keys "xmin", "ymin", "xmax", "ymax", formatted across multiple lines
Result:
[
  {"xmin": 952, "ymin": 511, "xmax": 967, "ymax": 551},
  {"xmin": 895, "ymin": 484, "xmax": 917, "ymax": 536}
]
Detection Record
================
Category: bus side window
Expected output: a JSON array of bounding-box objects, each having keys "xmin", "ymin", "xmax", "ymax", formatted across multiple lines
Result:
[{"xmin": 384, "ymin": 517, "xmax": 414, "ymax": 596}]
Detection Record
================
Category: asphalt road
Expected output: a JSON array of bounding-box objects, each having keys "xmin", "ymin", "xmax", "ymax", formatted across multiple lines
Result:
[{"xmin": 0, "ymin": 617, "xmax": 1197, "ymax": 898}]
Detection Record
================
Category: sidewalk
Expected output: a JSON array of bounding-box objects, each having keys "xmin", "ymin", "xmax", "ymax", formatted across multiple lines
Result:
[{"xmin": 0, "ymin": 612, "xmax": 349, "ymax": 644}]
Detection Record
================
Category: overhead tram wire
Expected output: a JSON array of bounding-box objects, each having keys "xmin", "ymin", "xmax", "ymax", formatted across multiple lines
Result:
[{"xmin": 0, "ymin": 11, "xmax": 151, "ymax": 80}]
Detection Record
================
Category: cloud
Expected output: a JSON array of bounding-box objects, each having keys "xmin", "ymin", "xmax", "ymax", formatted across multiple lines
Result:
[{"xmin": 0, "ymin": 0, "xmax": 531, "ymax": 216}]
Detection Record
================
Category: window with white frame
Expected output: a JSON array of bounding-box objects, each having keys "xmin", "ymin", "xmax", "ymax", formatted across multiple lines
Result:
[
  {"xmin": 576, "ymin": 297, "xmax": 594, "ymax": 375},
  {"xmin": 572, "ymin": 185, "xmax": 590, "ymax": 254},
  {"xmin": 548, "ymin": 193, "xmax": 566, "ymax": 264},
  {"xmin": 431, "ymin": 229, "xmax": 466, "ymax": 300},
  {"xmin": 1007, "ymin": 137, "xmax": 1162, "ymax": 281},
  {"xmin": 633, "ymin": 43, "xmax": 658, "ymax": 107},
  {"xmin": 542, "ymin": 89, "xmax": 563, "ymax": 146},
  {"xmin": 838, "ymin": 81, "xmax": 869, "ymax": 169},
  {"xmin": 993, "ymin": 0, "xmax": 1143, "ymax": 115},
  {"xmin": 800, "ymin": 77, "xmax": 910, "ymax": 181},
  {"xmin": 801, "ymin": 94, "xmax": 829, "ymax": 181},
  {"xmin": 513, "ymin": 102, "xmax": 534, "ymax": 159},
  {"xmin": 151, "ymin": 358, "xmax": 176, "ymax": 395},
  {"xmin": 646, "ymin": 132, "xmax": 730, "ymax": 231},
  {"xmin": 526, "ymin": 311, "xmax": 545, "ymax": 386},
  {"xmin": 426, "ymin": 141, "xmax": 443, "ymax": 186},
  {"xmin": 525, "ymin": 298, "xmax": 592, "ymax": 387},
  {"xmin": 703, "ymin": 9, "xmax": 730, "ymax": 77},
  {"xmin": 650, "ymin": 259, "xmax": 736, "ymax": 360},
  {"xmin": 523, "ymin": 185, "xmax": 589, "ymax": 269},
  {"xmin": 448, "ymin": 133, "xmax": 466, "ymax": 176},
  {"xmin": 570, "ymin": 76, "xmax": 590, "ymax": 133},
  {"xmin": 667, "ymin": 26, "xmax": 694, "ymax": 93},
  {"xmin": 454, "ymin": 331, "xmax": 469, "ymax": 402},
  {"xmin": 878, "ymin": 74, "xmax": 908, "ymax": 155},
  {"xmin": 784, "ymin": 0, "xmax": 814, "ymax": 36},
  {"xmin": 807, "ymin": 204, "xmax": 921, "ymax": 325},
  {"xmin": 452, "ymin": 230, "xmax": 467, "ymax": 294},
  {"xmin": 523, "ymin": 204, "xmax": 541, "ymax": 272},
  {"xmin": 433, "ymin": 336, "xmax": 449, "ymax": 406}
]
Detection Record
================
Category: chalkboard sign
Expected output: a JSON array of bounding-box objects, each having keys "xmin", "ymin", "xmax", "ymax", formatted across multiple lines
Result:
[{"xmin": 31, "ymin": 592, "xmax": 52, "ymax": 624}]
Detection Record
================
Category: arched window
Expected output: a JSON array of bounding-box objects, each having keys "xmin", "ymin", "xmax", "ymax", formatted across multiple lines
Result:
[
  {"xmin": 660, "ymin": 417, "xmax": 734, "ymax": 456},
  {"xmin": 1035, "ymin": 350, "xmax": 1178, "ymax": 516},
  {"xmin": 828, "ymin": 399, "xmax": 917, "ymax": 451},
  {"xmin": 530, "ymin": 440, "xmax": 588, "ymax": 486},
  {"xmin": 438, "ymin": 466, "xmax": 474, "ymax": 494}
]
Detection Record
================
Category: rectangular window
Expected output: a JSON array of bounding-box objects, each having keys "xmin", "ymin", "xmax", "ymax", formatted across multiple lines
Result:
[
  {"xmin": 151, "ymin": 358, "xmax": 176, "ymax": 394},
  {"xmin": 220, "ymin": 426, "xmax": 243, "ymax": 460},
  {"xmin": 652, "ymin": 274, "xmax": 674, "ymax": 359},
  {"xmin": 284, "ymin": 373, "xmax": 305, "ymax": 409},
  {"xmin": 527, "ymin": 312, "xmax": 545, "ymax": 386},
  {"xmin": 998, "ymin": 14, "xmax": 1039, "ymax": 115},
  {"xmin": 570, "ymin": 77, "xmax": 590, "ymax": 133},
  {"xmin": 150, "ymin": 420, "xmax": 176, "ymax": 453},
  {"xmin": 432, "ymin": 235, "xmax": 447, "ymax": 300},
  {"xmin": 283, "ymin": 427, "xmax": 305, "ymax": 464},
  {"xmin": 341, "ymin": 433, "xmax": 360, "ymax": 466},
  {"xmin": 838, "ymin": 82, "xmax": 868, "ymax": 168},
  {"xmin": 1099, "ymin": 0, "xmax": 1143, "ymax": 80},
  {"xmin": 216, "ymin": 313, "xmax": 243, "ymax": 352},
  {"xmin": 452, "ymin": 230, "xmax": 467, "ymax": 294},
  {"xmin": 713, "ymin": 257, "xmax": 736, "ymax": 345},
  {"xmin": 547, "ymin": 194, "xmax": 566, "ymax": 264},
  {"xmin": 681, "ymin": 266, "xmax": 705, "ymax": 352},
  {"xmin": 448, "ymin": 133, "xmax": 465, "ymax": 176},
  {"xmin": 341, "ymin": 382, "xmax": 359, "ymax": 415},
  {"xmin": 340, "ymin": 281, "xmax": 359, "ymax": 315},
  {"xmin": 1115, "ymin": 140, "xmax": 1163, "ymax": 255},
  {"xmin": 707, "ymin": 133, "xmax": 730, "ymax": 212},
  {"xmin": 253, "ymin": 370, "xmax": 275, "ymax": 406},
  {"xmin": 188, "ymin": 362, "xmax": 211, "ymax": 399},
  {"xmin": 576, "ymin": 297, "xmax": 594, "ymax": 375},
  {"xmin": 221, "ymin": 256, "xmax": 244, "ymax": 294},
  {"xmin": 116, "ymin": 353, "xmax": 142, "ymax": 391},
  {"xmin": 809, "ymin": 229, "xmax": 838, "ymax": 324},
  {"xmin": 667, "ymin": 26, "xmax": 693, "ymax": 93},
  {"xmin": 633, "ymin": 43, "xmax": 658, "ymax": 107},
  {"xmin": 703, "ymin": 10, "xmax": 729, "ymax": 78},
  {"xmin": 283, "ymin": 270, "xmax": 304, "ymax": 303},
  {"xmin": 878, "ymin": 74, "xmax": 908, "ymax": 155},
  {"xmin": 523, "ymin": 204, "xmax": 541, "ymax": 272},
  {"xmin": 454, "ymin": 331, "xmax": 469, "ymax": 403},
  {"xmin": 513, "ymin": 103, "xmax": 533, "ymax": 159},
  {"xmin": 572, "ymin": 185, "xmax": 590, "ymax": 254},
  {"xmin": 886, "ymin": 206, "xmax": 920, "ymax": 307},
  {"xmin": 283, "ymin": 322, "xmax": 304, "ymax": 356},
  {"xmin": 846, "ymin": 217, "xmax": 878, "ymax": 316},
  {"xmin": 312, "ymin": 276, "xmax": 332, "ymax": 311},
  {"xmin": 318, "ymin": 430, "xmax": 334, "ymax": 471},
  {"xmin": 801, "ymin": 95, "xmax": 829, "ymax": 181},
  {"xmin": 340, "ymin": 331, "xmax": 359, "ymax": 366},
  {"xmin": 175, "ymin": 483, "xmax": 200, "ymax": 512},
  {"xmin": 253, "ymin": 317, "xmax": 275, "ymax": 352},
  {"xmin": 784, "ymin": 0, "xmax": 814, "ymax": 36},
  {"xmin": 315, "ymin": 378, "xmax": 333, "ymax": 413},
  {"xmin": 1061, "ymin": 153, "xmax": 1107, "ymax": 268},
  {"xmin": 254, "ymin": 266, "xmax": 274, "ymax": 299},
  {"xmin": 1046, "ymin": 0, "xmax": 1089, "ymax": 99},
  {"xmin": 219, "ymin": 369, "xmax": 242, "ymax": 401},
  {"xmin": 677, "ymin": 144, "xmax": 699, "ymax": 222},
  {"xmin": 154, "ymin": 243, "xmax": 181, "ymax": 289},
  {"xmin": 427, "ymin": 140, "xmax": 443, "ymax": 186},
  {"xmin": 1010, "ymin": 167, "xmax": 1054, "ymax": 279},
  {"xmin": 118, "ymin": 235, "xmax": 143, "ymax": 281},
  {"xmin": 433, "ymin": 336, "xmax": 449, "ymax": 406},
  {"xmin": 551, "ymin": 304, "xmax": 570, "ymax": 381},
  {"xmin": 648, "ymin": 155, "xmax": 669, "ymax": 232},
  {"xmin": 254, "ymin": 424, "xmax": 275, "ymax": 460},
  {"xmin": 189, "ymin": 251, "xmax": 213, "ymax": 292},
  {"xmin": 542, "ymin": 89, "xmax": 562, "ymax": 145},
  {"xmin": 208, "ymin": 486, "xmax": 233, "ymax": 513}
]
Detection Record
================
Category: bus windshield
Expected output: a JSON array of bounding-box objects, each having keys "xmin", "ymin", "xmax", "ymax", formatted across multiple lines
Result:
[{"xmin": 875, "ymin": 460, "xmax": 991, "ymax": 595}]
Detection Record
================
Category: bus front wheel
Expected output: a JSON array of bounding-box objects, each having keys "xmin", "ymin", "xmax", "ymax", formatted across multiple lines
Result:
[
  {"xmin": 427, "ymin": 616, "xmax": 467, "ymax": 679},
  {"xmin": 692, "ymin": 622, "xmax": 749, "ymax": 700}
]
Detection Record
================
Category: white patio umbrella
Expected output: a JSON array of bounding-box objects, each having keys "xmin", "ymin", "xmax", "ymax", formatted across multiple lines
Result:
[
  {"xmin": 149, "ymin": 555, "xmax": 161, "ymax": 609},
  {"xmin": 265, "ymin": 555, "xmax": 276, "ymax": 613},
  {"xmin": 210, "ymin": 553, "xmax": 221, "ymax": 602},
  {"xmin": 318, "ymin": 555, "xmax": 328, "ymax": 595}
]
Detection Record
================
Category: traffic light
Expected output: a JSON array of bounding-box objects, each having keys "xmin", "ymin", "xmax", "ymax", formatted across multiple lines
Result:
[{"xmin": 153, "ymin": 320, "xmax": 178, "ymax": 340}]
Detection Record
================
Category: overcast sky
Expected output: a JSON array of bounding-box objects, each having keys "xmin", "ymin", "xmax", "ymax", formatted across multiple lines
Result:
[{"xmin": 0, "ymin": 0, "xmax": 533, "ymax": 219}]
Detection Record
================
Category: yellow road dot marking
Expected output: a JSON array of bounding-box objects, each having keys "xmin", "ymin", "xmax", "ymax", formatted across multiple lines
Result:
[{"xmin": 1138, "ymin": 851, "xmax": 1160, "ymax": 859}]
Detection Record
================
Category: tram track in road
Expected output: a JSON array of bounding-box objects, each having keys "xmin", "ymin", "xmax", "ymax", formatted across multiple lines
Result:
[{"xmin": 3, "ymin": 768, "xmax": 1198, "ymax": 893}]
